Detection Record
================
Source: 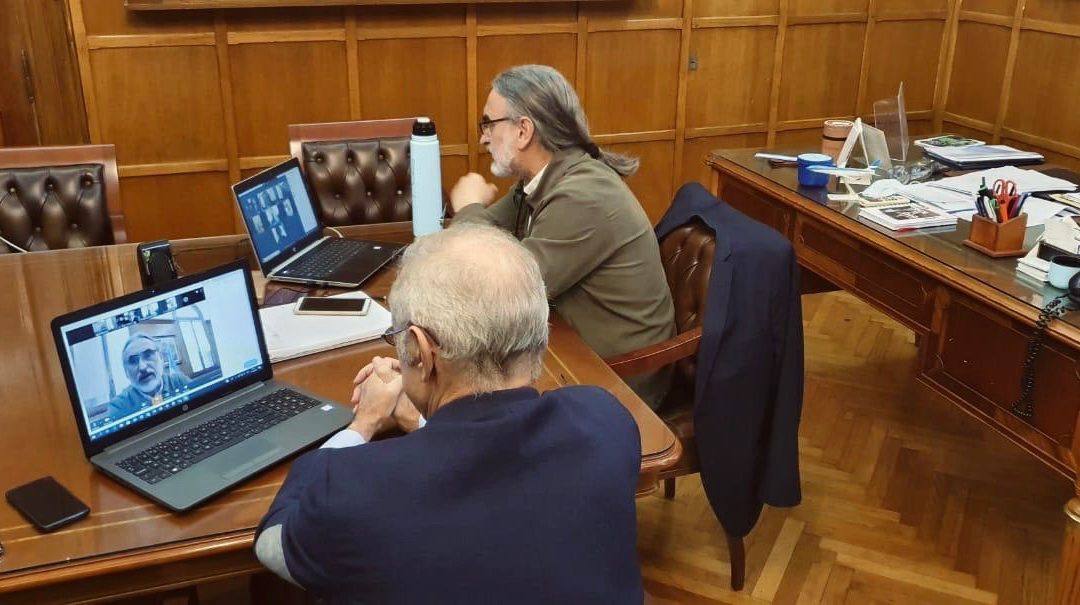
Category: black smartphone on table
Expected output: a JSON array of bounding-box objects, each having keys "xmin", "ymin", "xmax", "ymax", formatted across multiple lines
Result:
[{"xmin": 6, "ymin": 476, "xmax": 90, "ymax": 533}]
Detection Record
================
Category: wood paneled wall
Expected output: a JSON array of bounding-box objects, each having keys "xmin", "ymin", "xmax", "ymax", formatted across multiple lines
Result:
[
  {"xmin": 66, "ymin": 0, "xmax": 948, "ymax": 241},
  {"xmin": 937, "ymin": 0, "xmax": 1080, "ymax": 171}
]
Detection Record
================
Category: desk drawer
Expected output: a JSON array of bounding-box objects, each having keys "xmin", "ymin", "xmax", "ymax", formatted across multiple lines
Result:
[
  {"xmin": 720, "ymin": 176, "xmax": 793, "ymax": 238},
  {"xmin": 794, "ymin": 216, "xmax": 934, "ymax": 331},
  {"xmin": 924, "ymin": 291, "xmax": 1080, "ymax": 472}
]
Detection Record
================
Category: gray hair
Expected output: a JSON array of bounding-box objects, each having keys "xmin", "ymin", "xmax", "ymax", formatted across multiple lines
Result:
[
  {"xmin": 389, "ymin": 223, "xmax": 549, "ymax": 387},
  {"xmin": 492, "ymin": 64, "xmax": 639, "ymax": 177}
]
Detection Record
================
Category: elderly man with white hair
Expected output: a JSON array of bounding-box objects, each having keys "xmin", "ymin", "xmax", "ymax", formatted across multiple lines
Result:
[{"xmin": 254, "ymin": 223, "xmax": 644, "ymax": 604}]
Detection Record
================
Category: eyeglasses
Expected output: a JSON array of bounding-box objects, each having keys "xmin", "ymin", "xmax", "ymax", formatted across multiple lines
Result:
[
  {"xmin": 381, "ymin": 323, "xmax": 441, "ymax": 348},
  {"xmin": 478, "ymin": 115, "xmax": 513, "ymax": 136},
  {"xmin": 382, "ymin": 324, "xmax": 410, "ymax": 347}
]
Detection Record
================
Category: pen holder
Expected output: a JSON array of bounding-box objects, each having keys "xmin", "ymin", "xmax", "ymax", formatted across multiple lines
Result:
[{"xmin": 962, "ymin": 213, "xmax": 1028, "ymax": 257}]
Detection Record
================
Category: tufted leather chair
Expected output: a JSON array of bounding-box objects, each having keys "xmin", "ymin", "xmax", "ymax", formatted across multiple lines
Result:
[
  {"xmin": 0, "ymin": 145, "xmax": 125, "ymax": 254},
  {"xmin": 604, "ymin": 219, "xmax": 746, "ymax": 591},
  {"xmin": 288, "ymin": 119, "xmax": 416, "ymax": 227}
]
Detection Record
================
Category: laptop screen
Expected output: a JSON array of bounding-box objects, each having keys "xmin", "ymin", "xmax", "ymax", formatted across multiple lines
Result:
[
  {"xmin": 235, "ymin": 163, "xmax": 321, "ymax": 265},
  {"xmin": 55, "ymin": 266, "xmax": 266, "ymax": 444}
]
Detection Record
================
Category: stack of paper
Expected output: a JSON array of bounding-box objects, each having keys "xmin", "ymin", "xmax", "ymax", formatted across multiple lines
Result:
[
  {"xmin": 258, "ymin": 291, "xmax": 392, "ymax": 362},
  {"xmin": 898, "ymin": 183, "xmax": 974, "ymax": 213},
  {"xmin": 929, "ymin": 166, "xmax": 1077, "ymax": 196},
  {"xmin": 859, "ymin": 202, "xmax": 958, "ymax": 231},
  {"xmin": 923, "ymin": 144, "xmax": 1044, "ymax": 168}
]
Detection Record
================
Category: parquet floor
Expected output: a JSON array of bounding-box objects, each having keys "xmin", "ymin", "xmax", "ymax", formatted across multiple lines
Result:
[{"xmin": 638, "ymin": 291, "xmax": 1074, "ymax": 605}]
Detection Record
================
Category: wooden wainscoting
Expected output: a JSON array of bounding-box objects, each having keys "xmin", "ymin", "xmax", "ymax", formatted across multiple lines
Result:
[
  {"xmin": 62, "ymin": 0, "xmax": 949, "ymax": 241},
  {"xmin": 937, "ymin": 0, "xmax": 1080, "ymax": 172}
]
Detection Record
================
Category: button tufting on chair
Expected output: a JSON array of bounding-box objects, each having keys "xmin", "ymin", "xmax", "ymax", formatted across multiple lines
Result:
[{"xmin": 292, "ymin": 120, "xmax": 418, "ymax": 227}]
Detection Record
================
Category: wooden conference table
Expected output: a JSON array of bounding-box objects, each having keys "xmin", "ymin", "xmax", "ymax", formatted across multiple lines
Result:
[
  {"xmin": 708, "ymin": 149, "xmax": 1080, "ymax": 604},
  {"xmin": 0, "ymin": 222, "xmax": 680, "ymax": 604}
]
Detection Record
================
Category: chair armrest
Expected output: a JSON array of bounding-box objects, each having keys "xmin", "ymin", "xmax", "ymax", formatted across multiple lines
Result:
[{"xmin": 603, "ymin": 327, "xmax": 702, "ymax": 378}]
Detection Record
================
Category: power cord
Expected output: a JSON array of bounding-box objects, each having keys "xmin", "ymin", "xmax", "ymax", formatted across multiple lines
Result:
[
  {"xmin": 1012, "ymin": 294, "xmax": 1077, "ymax": 418},
  {"xmin": 327, "ymin": 226, "xmax": 344, "ymax": 239}
]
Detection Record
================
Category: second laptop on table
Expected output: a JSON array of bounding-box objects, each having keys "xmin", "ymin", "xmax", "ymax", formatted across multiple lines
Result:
[{"xmin": 231, "ymin": 157, "xmax": 404, "ymax": 288}]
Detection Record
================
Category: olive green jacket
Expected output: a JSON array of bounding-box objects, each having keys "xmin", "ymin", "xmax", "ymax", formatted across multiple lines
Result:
[{"xmin": 456, "ymin": 148, "xmax": 676, "ymax": 406}]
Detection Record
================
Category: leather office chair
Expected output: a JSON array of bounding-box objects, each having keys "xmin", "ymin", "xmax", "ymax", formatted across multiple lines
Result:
[
  {"xmin": 604, "ymin": 219, "xmax": 746, "ymax": 591},
  {"xmin": 0, "ymin": 144, "xmax": 125, "ymax": 253},
  {"xmin": 288, "ymin": 119, "xmax": 415, "ymax": 227}
]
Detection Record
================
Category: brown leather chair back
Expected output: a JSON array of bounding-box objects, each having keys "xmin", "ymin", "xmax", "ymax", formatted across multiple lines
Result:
[
  {"xmin": 0, "ymin": 145, "xmax": 124, "ymax": 254},
  {"xmin": 658, "ymin": 219, "xmax": 716, "ymax": 382},
  {"xmin": 288, "ymin": 119, "xmax": 415, "ymax": 227}
]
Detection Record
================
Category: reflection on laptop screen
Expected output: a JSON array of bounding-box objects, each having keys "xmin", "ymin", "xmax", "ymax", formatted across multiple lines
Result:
[
  {"xmin": 58, "ymin": 269, "xmax": 265, "ymax": 442},
  {"xmin": 237, "ymin": 166, "xmax": 320, "ymax": 264}
]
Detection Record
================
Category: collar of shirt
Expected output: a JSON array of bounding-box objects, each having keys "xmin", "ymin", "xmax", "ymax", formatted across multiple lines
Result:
[{"xmin": 522, "ymin": 164, "xmax": 548, "ymax": 197}]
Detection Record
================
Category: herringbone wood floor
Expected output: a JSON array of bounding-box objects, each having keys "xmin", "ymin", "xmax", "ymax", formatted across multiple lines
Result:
[{"xmin": 638, "ymin": 291, "xmax": 1073, "ymax": 605}]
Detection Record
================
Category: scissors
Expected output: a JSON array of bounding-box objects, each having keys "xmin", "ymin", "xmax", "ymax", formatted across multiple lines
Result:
[{"xmin": 993, "ymin": 179, "xmax": 1019, "ymax": 221}]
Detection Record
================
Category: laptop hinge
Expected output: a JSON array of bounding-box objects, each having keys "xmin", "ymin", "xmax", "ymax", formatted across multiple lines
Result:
[
  {"xmin": 271, "ymin": 236, "xmax": 328, "ymax": 276},
  {"xmin": 102, "ymin": 381, "xmax": 269, "ymax": 455}
]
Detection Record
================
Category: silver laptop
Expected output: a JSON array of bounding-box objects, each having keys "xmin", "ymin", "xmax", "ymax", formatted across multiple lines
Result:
[
  {"xmin": 51, "ymin": 260, "xmax": 353, "ymax": 512},
  {"xmin": 231, "ymin": 157, "xmax": 404, "ymax": 288}
]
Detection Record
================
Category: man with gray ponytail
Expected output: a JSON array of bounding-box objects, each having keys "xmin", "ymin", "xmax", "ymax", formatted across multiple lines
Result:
[{"xmin": 451, "ymin": 64, "xmax": 675, "ymax": 408}]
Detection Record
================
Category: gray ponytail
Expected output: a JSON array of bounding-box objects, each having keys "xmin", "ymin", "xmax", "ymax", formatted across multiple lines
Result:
[{"xmin": 492, "ymin": 64, "xmax": 639, "ymax": 177}]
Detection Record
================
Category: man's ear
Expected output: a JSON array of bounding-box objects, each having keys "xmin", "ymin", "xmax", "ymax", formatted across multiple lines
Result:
[
  {"xmin": 407, "ymin": 325, "xmax": 437, "ymax": 383},
  {"xmin": 516, "ymin": 116, "xmax": 536, "ymax": 151}
]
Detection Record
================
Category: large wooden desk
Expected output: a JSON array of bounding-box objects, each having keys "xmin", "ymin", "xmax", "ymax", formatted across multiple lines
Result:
[
  {"xmin": 0, "ymin": 223, "xmax": 679, "ymax": 604},
  {"xmin": 708, "ymin": 149, "xmax": 1080, "ymax": 604}
]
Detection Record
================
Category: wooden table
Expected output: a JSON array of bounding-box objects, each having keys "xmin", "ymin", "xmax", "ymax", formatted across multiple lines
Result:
[
  {"xmin": 0, "ymin": 223, "xmax": 679, "ymax": 604},
  {"xmin": 708, "ymin": 149, "xmax": 1080, "ymax": 604}
]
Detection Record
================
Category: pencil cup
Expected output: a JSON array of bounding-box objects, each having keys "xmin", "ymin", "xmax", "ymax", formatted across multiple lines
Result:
[{"xmin": 962, "ymin": 213, "xmax": 1028, "ymax": 258}]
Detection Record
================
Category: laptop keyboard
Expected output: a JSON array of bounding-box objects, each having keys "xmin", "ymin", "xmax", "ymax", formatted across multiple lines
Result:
[
  {"xmin": 277, "ymin": 238, "xmax": 372, "ymax": 279},
  {"xmin": 116, "ymin": 389, "xmax": 322, "ymax": 484}
]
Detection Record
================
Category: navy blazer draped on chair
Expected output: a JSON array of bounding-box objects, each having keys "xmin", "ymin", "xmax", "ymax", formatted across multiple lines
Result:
[{"xmin": 655, "ymin": 182, "xmax": 804, "ymax": 537}]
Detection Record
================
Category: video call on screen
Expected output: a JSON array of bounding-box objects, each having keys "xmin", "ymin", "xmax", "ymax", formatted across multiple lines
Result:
[
  {"xmin": 239, "ymin": 168, "xmax": 319, "ymax": 263},
  {"xmin": 61, "ymin": 270, "xmax": 265, "ymax": 441}
]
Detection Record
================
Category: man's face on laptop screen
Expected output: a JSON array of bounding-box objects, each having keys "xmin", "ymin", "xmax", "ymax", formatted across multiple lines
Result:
[{"xmin": 123, "ymin": 336, "xmax": 164, "ymax": 398}]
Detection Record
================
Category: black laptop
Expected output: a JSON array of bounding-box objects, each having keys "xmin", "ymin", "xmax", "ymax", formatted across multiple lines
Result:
[
  {"xmin": 231, "ymin": 158, "xmax": 404, "ymax": 288},
  {"xmin": 51, "ymin": 261, "xmax": 353, "ymax": 512}
]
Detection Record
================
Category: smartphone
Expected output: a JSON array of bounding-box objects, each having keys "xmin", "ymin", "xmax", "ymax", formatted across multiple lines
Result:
[
  {"xmin": 6, "ymin": 476, "xmax": 90, "ymax": 533},
  {"xmin": 293, "ymin": 296, "xmax": 371, "ymax": 316}
]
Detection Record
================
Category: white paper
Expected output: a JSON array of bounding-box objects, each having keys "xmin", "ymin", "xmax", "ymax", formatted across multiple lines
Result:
[
  {"xmin": 929, "ymin": 166, "xmax": 1077, "ymax": 196},
  {"xmin": 1019, "ymin": 196, "xmax": 1070, "ymax": 227},
  {"xmin": 258, "ymin": 291, "xmax": 392, "ymax": 363},
  {"xmin": 898, "ymin": 183, "xmax": 974, "ymax": 213}
]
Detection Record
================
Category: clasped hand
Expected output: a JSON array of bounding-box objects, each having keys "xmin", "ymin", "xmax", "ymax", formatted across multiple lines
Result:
[
  {"xmin": 348, "ymin": 357, "xmax": 422, "ymax": 441},
  {"xmin": 449, "ymin": 173, "xmax": 499, "ymax": 213}
]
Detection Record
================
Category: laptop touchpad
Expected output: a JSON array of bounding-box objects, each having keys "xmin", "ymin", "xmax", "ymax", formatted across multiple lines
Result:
[{"xmin": 212, "ymin": 438, "xmax": 282, "ymax": 479}]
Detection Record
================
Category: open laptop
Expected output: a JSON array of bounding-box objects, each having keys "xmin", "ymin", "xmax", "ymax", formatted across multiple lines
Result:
[
  {"xmin": 231, "ymin": 157, "xmax": 404, "ymax": 288},
  {"xmin": 51, "ymin": 260, "xmax": 353, "ymax": 512}
]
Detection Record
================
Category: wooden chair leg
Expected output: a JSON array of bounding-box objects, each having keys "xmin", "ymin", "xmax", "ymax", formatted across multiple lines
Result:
[
  {"xmin": 726, "ymin": 532, "xmax": 745, "ymax": 591},
  {"xmin": 663, "ymin": 477, "xmax": 675, "ymax": 499}
]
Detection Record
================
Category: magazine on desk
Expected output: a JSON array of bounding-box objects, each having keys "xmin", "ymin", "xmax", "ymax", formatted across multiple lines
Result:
[{"xmin": 859, "ymin": 202, "xmax": 958, "ymax": 231}]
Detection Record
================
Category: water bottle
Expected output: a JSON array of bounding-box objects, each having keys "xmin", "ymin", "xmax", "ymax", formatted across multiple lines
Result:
[{"xmin": 410, "ymin": 117, "xmax": 443, "ymax": 237}]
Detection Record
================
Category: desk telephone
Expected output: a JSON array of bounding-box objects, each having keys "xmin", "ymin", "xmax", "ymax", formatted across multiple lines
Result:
[{"xmin": 1012, "ymin": 270, "xmax": 1080, "ymax": 418}]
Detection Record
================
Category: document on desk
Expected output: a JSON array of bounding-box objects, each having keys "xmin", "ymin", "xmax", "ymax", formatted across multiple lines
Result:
[
  {"xmin": 929, "ymin": 166, "xmax": 1078, "ymax": 196},
  {"xmin": 1020, "ymin": 196, "xmax": 1073, "ymax": 227},
  {"xmin": 259, "ymin": 291, "xmax": 392, "ymax": 362},
  {"xmin": 898, "ymin": 183, "xmax": 974, "ymax": 213}
]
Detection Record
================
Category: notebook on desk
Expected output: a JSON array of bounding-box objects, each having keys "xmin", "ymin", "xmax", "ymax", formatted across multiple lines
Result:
[
  {"xmin": 231, "ymin": 158, "xmax": 404, "ymax": 288},
  {"xmin": 50, "ymin": 261, "xmax": 353, "ymax": 512}
]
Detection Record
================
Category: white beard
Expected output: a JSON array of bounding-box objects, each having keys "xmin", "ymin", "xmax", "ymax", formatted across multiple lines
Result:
[{"xmin": 489, "ymin": 141, "xmax": 515, "ymax": 178}]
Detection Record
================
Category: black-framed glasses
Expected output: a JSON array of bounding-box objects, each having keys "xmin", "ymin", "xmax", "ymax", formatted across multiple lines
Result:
[
  {"xmin": 382, "ymin": 324, "xmax": 410, "ymax": 347},
  {"xmin": 478, "ymin": 115, "xmax": 512, "ymax": 136}
]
